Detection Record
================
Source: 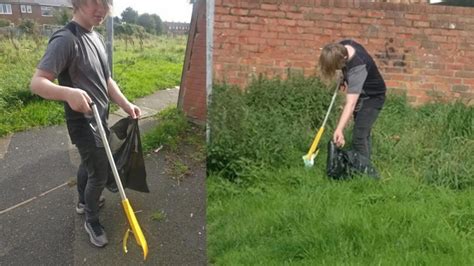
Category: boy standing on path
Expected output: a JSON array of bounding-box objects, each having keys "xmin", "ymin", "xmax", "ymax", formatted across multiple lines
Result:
[
  {"xmin": 319, "ymin": 40, "xmax": 386, "ymax": 168},
  {"xmin": 31, "ymin": 0, "xmax": 140, "ymax": 247}
]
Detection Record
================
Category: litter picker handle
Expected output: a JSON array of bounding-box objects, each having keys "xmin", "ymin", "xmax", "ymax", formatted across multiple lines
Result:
[
  {"xmin": 90, "ymin": 102, "xmax": 127, "ymax": 201},
  {"xmin": 322, "ymin": 78, "xmax": 342, "ymax": 128},
  {"xmin": 305, "ymin": 77, "xmax": 342, "ymax": 157}
]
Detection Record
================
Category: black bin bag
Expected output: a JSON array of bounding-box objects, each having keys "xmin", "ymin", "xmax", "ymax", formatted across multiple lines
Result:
[
  {"xmin": 326, "ymin": 141, "xmax": 379, "ymax": 180},
  {"xmin": 106, "ymin": 117, "xmax": 150, "ymax": 193}
]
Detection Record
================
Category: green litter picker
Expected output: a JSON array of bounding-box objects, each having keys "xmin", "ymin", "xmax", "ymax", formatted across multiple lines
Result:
[{"xmin": 302, "ymin": 78, "xmax": 341, "ymax": 167}]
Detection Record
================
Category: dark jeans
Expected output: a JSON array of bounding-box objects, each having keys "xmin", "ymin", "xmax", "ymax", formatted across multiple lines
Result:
[
  {"xmin": 352, "ymin": 103, "xmax": 382, "ymax": 160},
  {"xmin": 76, "ymin": 142, "xmax": 109, "ymax": 223}
]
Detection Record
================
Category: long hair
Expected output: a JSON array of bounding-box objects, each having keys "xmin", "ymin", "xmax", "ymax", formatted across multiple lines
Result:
[
  {"xmin": 318, "ymin": 43, "xmax": 348, "ymax": 81},
  {"xmin": 71, "ymin": 0, "xmax": 112, "ymax": 15}
]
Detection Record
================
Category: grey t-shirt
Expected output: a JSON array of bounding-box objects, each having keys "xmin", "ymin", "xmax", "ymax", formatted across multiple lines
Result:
[
  {"xmin": 346, "ymin": 64, "xmax": 367, "ymax": 95},
  {"xmin": 37, "ymin": 21, "xmax": 110, "ymax": 146}
]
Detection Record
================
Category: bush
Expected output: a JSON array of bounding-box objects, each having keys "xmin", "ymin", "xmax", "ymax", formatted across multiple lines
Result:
[
  {"xmin": 0, "ymin": 18, "xmax": 10, "ymax": 27},
  {"xmin": 208, "ymin": 74, "xmax": 341, "ymax": 181},
  {"xmin": 18, "ymin": 19, "xmax": 37, "ymax": 34}
]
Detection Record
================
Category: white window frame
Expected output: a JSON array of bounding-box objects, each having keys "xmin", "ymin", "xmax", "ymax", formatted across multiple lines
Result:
[
  {"xmin": 0, "ymin": 4, "xmax": 12, "ymax": 15},
  {"xmin": 26, "ymin": 5, "xmax": 32, "ymax": 13},
  {"xmin": 20, "ymin": 5, "xmax": 26, "ymax": 13},
  {"xmin": 41, "ymin": 6, "xmax": 53, "ymax": 17}
]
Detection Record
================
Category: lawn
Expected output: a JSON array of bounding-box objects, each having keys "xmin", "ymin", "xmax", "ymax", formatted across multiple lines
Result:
[{"xmin": 0, "ymin": 35, "xmax": 186, "ymax": 136}]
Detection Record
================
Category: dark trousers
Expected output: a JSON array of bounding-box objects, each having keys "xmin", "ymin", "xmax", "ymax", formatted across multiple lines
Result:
[
  {"xmin": 352, "ymin": 104, "xmax": 382, "ymax": 160},
  {"xmin": 76, "ymin": 143, "xmax": 109, "ymax": 223}
]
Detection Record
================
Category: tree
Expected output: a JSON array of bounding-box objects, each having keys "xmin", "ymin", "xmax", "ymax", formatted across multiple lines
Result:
[
  {"xmin": 53, "ymin": 7, "xmax": 72, "ymax": 25},
  {"xmin": 137, "ymin": 13, "xmax": 155, "ymax": 34},
  {"xmin": 113, "ymin": 16, "xmax": 121, "ymax": 24},
  {"xmin": 121, "ymin": 7, "xmax": 138, "ymax": 24},
  {"xmin": 150, "ymin": 14, "xmax": 163, "ymax": 35}
]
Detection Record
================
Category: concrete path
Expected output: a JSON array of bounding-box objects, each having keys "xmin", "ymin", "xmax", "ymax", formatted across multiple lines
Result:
[{"xmin": 0, "ymin": 87, "xmax": 206, "ymax": 265}]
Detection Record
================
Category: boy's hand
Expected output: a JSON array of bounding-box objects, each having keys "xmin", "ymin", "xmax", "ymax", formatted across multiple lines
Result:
[
  {"xmin": 124, "ymin": 103, "xmax": 141, "ymax": 119},
  {"xmin": 333, "ymin": 129, "xmax": 345, "ymax": 148},
  {"xmin": 67, "ymin": 88, "xmax": 92, "ymax": 114},
  {"xmin": 339, "ymin": 81, "xmax": 348, "ymax": 92}
]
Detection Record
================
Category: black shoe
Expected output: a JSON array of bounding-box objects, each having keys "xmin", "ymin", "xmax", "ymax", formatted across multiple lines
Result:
[{"xmin": 84, "ymin": 221, "xmax": 108, "ymax": 248}]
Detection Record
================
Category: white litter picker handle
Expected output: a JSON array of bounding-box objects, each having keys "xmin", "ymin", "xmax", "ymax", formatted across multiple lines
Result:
[
  {"xmin": 90, "ymin": 102, "xmax": 127, "ymax": 201},
  {"xmin": 322, "ymin": 79, "xmax": 341, "ymax": 128}
]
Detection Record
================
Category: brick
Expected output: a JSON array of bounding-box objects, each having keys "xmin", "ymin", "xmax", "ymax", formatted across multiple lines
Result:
[
  {"xmin": 341, "ymin": 16, "xmax": 359, "ymax": 24},
  {"xmin": 279, "ymin": 4, "xmax": 300, "ymax": 12},
  {"xmin": 287, "ymin": 26, "xmax": 305, "ymax": 34},
  {"xmin": 451, "ymin": 85, "xmax": 470, "ymax": 92},
  {"xmin": 261, "ymin": 31, "xmax": 278, "ymax": 38},
  {"xmin": 247, "ymin": 37, "xmax": 267, "ymax": 45},
  {"xmin": 230, "ymin": 8, "xmax": 250, "ymax": 16},
  {"xmin": 455, "ymin": 71, "xmax": 474, "ymax": 79},
  {"xmin": 297, "ymin": 20, "xmax": 315, "ymax": 27},
  {"xmin": 240, "ymin": 16, "xmax": 259, "ymax": 24},
  {"xmin": 463, "ymin": 79, "xmax": 474, "ymax": 86},
  {"xmin": 414, "ymin": 21, "xmax": 430, "ymax": 28},
  {"xmin": 278, "ymin": 18, "xmax": 297, "ymax": 26},
  {"xmin": 286, "ymin": 12, "xmax": 304, "ymax": 20},
  {"xmin": 241, "ymin": 44, "xmax": 260, "ymax": 52},
  {"xmin": 253, "ymin": 10, "xmax": 286, "ymax": 18},
  {"xmin": 215, "ymin": 6, "xmax": 231, "ymax": 15},
  {"xmin": 217, "ymin": 15, "xmax": 239, "ymax": 23},
  {"xmin": 214, "ymin": 21, "xmax": 231, "ymax": 29},
  {"xmin": 231, "ymin": 22, "xmax": 250, "ymax": 30},
  {"xmin": 365, "ymin": 9, "xmax": 384, "ymax": 18}
]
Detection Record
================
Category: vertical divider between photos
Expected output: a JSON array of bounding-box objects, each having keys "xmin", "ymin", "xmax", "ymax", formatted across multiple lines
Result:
[{"xmin": 206, "ymin": 0, "xmax": 215, "ymax": 144}]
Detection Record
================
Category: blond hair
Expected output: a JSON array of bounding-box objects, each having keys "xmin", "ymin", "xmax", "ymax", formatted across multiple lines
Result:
[
  {"xmin": 318, "ymin": 43, "xmax": 348, "ymax": 81},
  {"xmin": 71, "ymin": 0, "xmax": 112, "ymax": 14}
]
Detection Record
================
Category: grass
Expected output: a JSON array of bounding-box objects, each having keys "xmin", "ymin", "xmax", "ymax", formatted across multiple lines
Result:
[
  {"xmin": 141, "ymin": 107, "xmax": 189, "ymax": 153},
  {"xmin": 0, "ymin": 35, "xmax": 186, "ymax": 137},
  {"xmin": 167, "ymin": 158, "xmax": 190, "ymax": 184},
  {"xmin": 208, "ymin": 169, "xmax": 473, "ymax": 265},
  {"xmin": 150, "ymin": 210, "xmax": 166, "ymax": 222},
  {"xmin": 207, "ymin": 75, "xmax": 474, "ymax": 265}
]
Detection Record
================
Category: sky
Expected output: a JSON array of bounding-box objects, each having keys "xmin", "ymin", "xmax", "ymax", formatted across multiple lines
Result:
[{"xmin": 111, "ymin": 0, "xmax": 193, "ymax": 23}]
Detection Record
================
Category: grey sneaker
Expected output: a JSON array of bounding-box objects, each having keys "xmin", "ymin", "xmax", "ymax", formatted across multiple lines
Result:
[
  {"xmin": 84, "ymin": 221, "xmax": 108, "ymax": 247},
  {"xmin": 76, "ymin": 195, "xmax": 106, "ymax": 215}
]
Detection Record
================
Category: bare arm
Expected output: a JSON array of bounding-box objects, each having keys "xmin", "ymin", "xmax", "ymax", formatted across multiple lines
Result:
[
  {"xmin": 333, "ymin": 93, "xmax": 359, "ymax": 147},
  {"xmin": 30, "ymin": 69, "xmax": 92, "ymax": 114},
  {"xmin": 107, "ymin": 77, "xmax": 141, "ymax": 119}
]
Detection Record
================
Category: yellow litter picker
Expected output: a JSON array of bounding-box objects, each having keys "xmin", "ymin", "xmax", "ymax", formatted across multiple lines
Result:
[
  {"xmin": 302, "ymin": 78, "xmax": 341, "ymax": 167},
  {"xmin": 91, "ymin": 102, "xmax": 148, "ymax": 260}
]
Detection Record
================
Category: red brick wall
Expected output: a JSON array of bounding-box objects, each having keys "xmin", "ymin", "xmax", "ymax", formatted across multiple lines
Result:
[
  {"xmin": 0, "ymin": 4, "xmax": 65, "ymax": 25},
  {"xmin": 179, "ymin": 0, "xmax": 207, "ymax": 124},
  {"xmin": 213, "ymin": 0, "xmax": 474, "ymax": 105}
]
